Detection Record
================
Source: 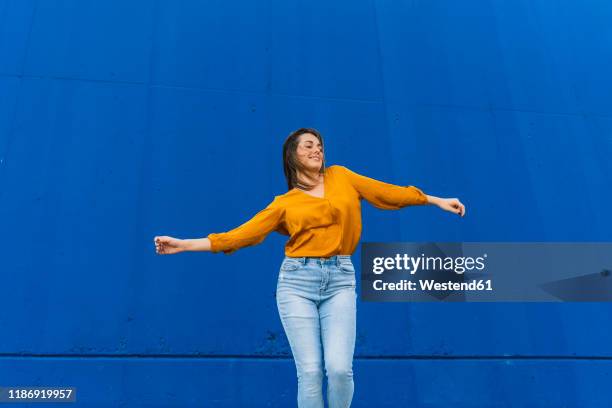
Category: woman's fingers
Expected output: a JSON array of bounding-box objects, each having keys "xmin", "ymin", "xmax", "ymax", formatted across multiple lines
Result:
[
  {"xmin": 154, "ymin": 236, "xmax": 165, "ymax": 254},
  {"xmin": 456, "ymin": 201, "xmax": 466, "ymax": 217},
  {"xmin": 445, "ymin": 199, "xmax": 466, "ymax": 217}
]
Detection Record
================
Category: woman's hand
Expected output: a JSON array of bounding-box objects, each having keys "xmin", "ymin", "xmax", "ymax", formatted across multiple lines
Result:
[
  {"xmin": 427, "ymin": 196, "xmax": 466, "ymax": 217},
  {"xmin": 154, "ymin": 235, "xmax": 186, "ymax": 255},
  {"xmin": 438, "ymin": 197, "xmax": 466, "ymax": 217}
]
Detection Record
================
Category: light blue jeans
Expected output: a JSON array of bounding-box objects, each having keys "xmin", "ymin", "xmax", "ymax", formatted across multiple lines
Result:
[{"xmin": 276, "ymin": 255, "xmax": 357, "ymax": 408}]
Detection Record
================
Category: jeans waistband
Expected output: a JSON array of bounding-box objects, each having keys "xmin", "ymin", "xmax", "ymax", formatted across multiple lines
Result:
[{"xmin": 284, "ymin": 255, "xmax": 351, "ymax": 266}]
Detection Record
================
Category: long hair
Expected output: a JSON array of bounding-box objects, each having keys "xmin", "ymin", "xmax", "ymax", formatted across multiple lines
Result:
[{"xmin": 282, "ymin": 128, "xmax": 326, "ymax": 191}]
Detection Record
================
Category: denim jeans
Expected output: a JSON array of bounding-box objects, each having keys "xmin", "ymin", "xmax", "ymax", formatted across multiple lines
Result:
[{"xmin": 276, "ymin": 255, "xmax": 357, "ymax": 408}]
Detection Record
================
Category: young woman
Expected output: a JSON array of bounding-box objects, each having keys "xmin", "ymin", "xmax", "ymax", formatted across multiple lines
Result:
[{"xmin": 154, "ymin": 128, "xmax": 466, "ymax": 408}]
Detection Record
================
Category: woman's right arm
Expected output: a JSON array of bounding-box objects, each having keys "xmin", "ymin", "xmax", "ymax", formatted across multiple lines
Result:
[{"xmin": 154, "ymin": 197, "xmax": 284, "ymax": 255}]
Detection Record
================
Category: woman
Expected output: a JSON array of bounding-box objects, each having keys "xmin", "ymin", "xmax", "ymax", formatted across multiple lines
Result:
[{"xmin": 154, "ymin": 128, "xmax": 466, "ymax": 408}]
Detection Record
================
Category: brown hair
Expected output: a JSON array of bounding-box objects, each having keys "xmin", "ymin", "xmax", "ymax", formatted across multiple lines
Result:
[{"xmin": 282, "ymin": 128, "xmax": 326, "ymax": 191}]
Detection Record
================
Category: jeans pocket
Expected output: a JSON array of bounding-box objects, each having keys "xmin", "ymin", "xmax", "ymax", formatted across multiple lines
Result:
[
  {"xmin": 338, "ymin": 261, "xmax": 355, "ymax": 274},
  {"xmin": 280, "ymin": 259, "xmax": 301, "ymax": 272}
]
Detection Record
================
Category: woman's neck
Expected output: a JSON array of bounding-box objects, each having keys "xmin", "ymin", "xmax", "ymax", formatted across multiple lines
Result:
[{"xmin": 296, "ymin": 168, "xmax": 322, "ymax": 188}]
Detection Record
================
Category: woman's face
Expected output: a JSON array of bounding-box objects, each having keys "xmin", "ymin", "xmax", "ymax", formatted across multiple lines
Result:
[{"xmin": 296, "ymin": 133, "xmax": 324, "ymax": 171}]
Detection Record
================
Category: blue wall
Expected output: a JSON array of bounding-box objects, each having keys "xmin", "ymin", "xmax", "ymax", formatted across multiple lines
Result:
[{"xmin": 1, "ymin": 0, "xmax": 611, "ymax": 406}]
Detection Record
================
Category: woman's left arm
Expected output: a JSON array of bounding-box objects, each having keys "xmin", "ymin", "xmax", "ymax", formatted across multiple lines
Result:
[
  {"xmin": 425, "ymin": 194, "xmax": 466, "ymax": 217},
  {"xmin": 338, "ymin": 165, "xmax": 466, "ymax": 217}
]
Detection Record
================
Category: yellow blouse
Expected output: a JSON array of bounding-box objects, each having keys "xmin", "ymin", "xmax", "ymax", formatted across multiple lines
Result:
[{"xmin": 207, "ymin": 165, "xmax": 428, "ymax": 256}]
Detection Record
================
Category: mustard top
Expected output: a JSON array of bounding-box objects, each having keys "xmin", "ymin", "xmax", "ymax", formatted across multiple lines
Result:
[{"xmin": 207, "ymin": 165, "xmax": 428, "ymax": 256}]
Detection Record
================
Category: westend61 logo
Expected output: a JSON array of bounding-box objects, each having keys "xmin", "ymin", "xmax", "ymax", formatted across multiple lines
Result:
[
  {"xmin": 361, "ymin": 242, "xmax": 612, "ymax": 302},
  {"xmin": 372, "ymin": 253, "xmax": 487, "ymax": 275}
]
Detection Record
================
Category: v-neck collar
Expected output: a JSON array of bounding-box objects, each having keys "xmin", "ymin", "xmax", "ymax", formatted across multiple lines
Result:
[{"xmin": 293, "ymin": 169, "xmax": 327, "ymax": 200}]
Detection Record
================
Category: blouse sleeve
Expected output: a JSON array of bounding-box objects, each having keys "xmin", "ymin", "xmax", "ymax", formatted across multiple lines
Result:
[
  {"xmin": 338, "ymin": 165, "xmax": 428, "ymax": 210},
  {"xmin": 207, "ymin": 197, "xmax": 285, "ymax": 255}
]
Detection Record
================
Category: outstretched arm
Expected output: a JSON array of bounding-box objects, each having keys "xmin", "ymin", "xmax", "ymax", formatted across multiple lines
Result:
[
  {"xmin": 339, "ymin": 165, "xmax": 428, "ymax": 209},
  {"xmin": 339, "ymin": 165, "xmax": 465, "ymax": 216},
  {"xmin": 206, "ymin": 199, "xmax": 284, "ymax": 254},
  {"xmin": 154, "ymin": 197, "xmax": 285, "ymax": 255}
]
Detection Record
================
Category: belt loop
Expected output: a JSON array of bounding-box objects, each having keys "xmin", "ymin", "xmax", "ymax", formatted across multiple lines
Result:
[{"xmin": 300, "ymin": 257, "xmax": 306, "ymax": 264}]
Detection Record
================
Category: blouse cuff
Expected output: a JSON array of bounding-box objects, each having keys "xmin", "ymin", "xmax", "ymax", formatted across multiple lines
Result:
[
  {"xmin": 207, "ymin": 233, "xmax": 237, "ymax": 255},
  {"xmin": 404, "ymin": 185, "xmax": 429, "ymax": 206}
]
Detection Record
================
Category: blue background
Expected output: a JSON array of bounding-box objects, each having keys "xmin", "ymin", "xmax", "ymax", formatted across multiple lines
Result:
[{"xmin": 1, "ymin": 0, "xmax": 611, "ymax": 406}]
